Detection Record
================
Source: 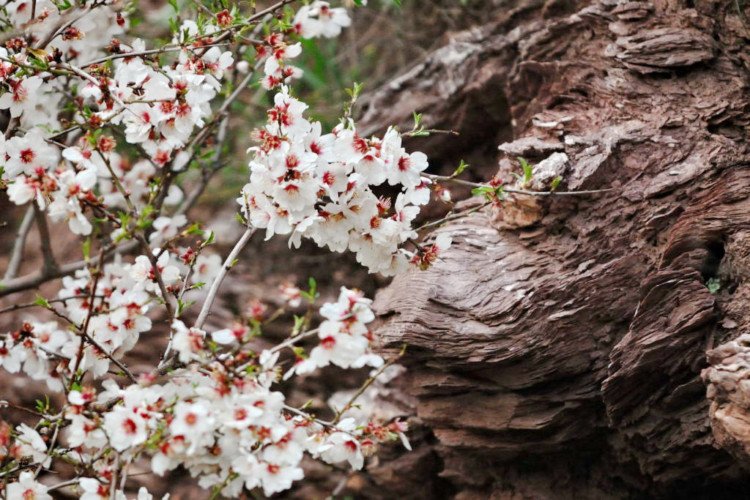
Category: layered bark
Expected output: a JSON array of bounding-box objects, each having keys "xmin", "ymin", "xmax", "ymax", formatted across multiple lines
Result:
[{"xmin": 362, "ymin": 0, "xmax": 750, "ymax": 497}]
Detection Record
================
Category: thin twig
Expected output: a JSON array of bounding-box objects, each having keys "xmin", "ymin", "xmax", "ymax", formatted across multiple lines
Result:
[
  {"xmin": 194, "ymin": 227, "xmax": 256, "ymax": 330},
  {"xmin": 110, "ymin": 453, "xmax": 120, "ymax": 500},
  {"xmin": 35, "ymin": 419, "xmax": 60, "ymax": 476},
  {"xmin": 134, "ymin": 234, "xmax": 175, "ymax": 320},
  {"xmin": 80, "ymin": 329, "xmax": 137, "ymax": 384},
  {"xmin": 80, "ymin": 43, "xmax": 228, "ymax": 68},
  {"xmin": 34, "ymin": 206, "xmax": 58, "ymax": 274},
  {"xmin": 0, "ymin": 240, "xmax": 139, "ymax": 297},
  {"xmin": 283, "ymin": 404, "xmax": 335, "ymax": 428},
  {"xmin": 0, "ymin": 295, "xmax": 100, "ymax": 315},
  {"xmin": 47, "ymin": 477, "xmax": 80, "ymax": 492},
  {"xmin": 68, "ymin": 250, "xmax": 105, "ymax": 391},
  {"xmin": 160, "ymin": 247, "xmax": 201, "ymax": 364},
  {"xmin": 3, "ymin": 206, "xmax": 35, "ymax": 281},
  {"xmin": 416, "ymin": 201, "xmax": 491, "ymax": 232},
  {"xmin": 423, "ymin": 173, "xmax": 613, "ymax": 196},
  {"xmin": 332, "ymin": 357, "xmax": 401, "ymax": 425},
  {"xmin": 34, "ymin": 6, "xmax": 93, "ymax": 50},
  {"xmin": 270, "ymin": 327, "xmax": 320, "ymax": 354}
]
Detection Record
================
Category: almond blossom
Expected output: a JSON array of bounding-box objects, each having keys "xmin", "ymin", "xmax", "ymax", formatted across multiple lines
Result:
[
  {"xmin": 295, "ymin": 1, "xmax": 352, "ymax": 38},
  {"xmin": 0, "ymin": 76, "xmax": 44, "ymax": 118},
  {"xmin": 5, "ymin": 471, "xmax": 52, "ymax": 500},
  {"xmin": 238, "ymin": 86, "xmax": 440, "ymax": 275},
  {"xmin": 104, "ymin": 406, "xmax": 150, "ymax": 452}
]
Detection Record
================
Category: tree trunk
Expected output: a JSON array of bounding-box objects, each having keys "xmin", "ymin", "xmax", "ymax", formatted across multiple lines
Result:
[{"xmin": 359, "ymin": 0, "xmax": 750, "ymax": 497}]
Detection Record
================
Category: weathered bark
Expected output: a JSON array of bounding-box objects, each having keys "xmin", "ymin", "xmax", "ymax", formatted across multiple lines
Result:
[{"xmin": 360, "ymin": 0, "xmax": 750, "ymax": 497}]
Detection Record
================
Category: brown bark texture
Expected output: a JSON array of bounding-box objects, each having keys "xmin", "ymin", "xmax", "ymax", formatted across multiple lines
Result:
[{"xmin": 358, "ymin": 0, "xmax": 750, "ymax": 497}]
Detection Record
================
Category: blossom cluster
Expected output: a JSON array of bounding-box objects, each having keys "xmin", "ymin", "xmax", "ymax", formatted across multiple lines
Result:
[
  {"xmin": 0, "ymin": 0, "xmax": 448, "ymax": 271},
  {"xmin": 0, "ymin": 246, "xmax": 207, "ymax": 387},
  {"xmin": 239, "ymin": 87, "xmax": 444, "ymax": 275},
  {"xmin": 289, "ymin": 286, "xmax": 382, "ymax": 376},
  {"xmin": 2, "ymin": 288, "xmax": 400, "ymax": 498}
]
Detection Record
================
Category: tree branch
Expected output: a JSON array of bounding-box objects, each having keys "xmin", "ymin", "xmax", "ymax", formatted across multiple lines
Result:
[
  {"xmin": 423, "ymin": 173, "xmax": 613, "ymax": 196},
  {"xmin": 34, "ymin": 205, "xmax": 58, "ymax": 275},
  {"xmin": 3, "ymin": 206, "xmax": 35, "ymax": 282},
  {"xmin": 194, "ymin": 227, "xmax": 256, "ymax": 329},
  {"xmin": 0, "ymin": 240, "xmax": 139, "ymax": 297}
]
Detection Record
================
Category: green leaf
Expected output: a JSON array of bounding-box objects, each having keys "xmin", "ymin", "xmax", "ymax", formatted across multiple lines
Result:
[
  {"xmin": 186, "ymin": 223, "xmax": 203, "ymax": 235},
  {"xmin": 707, "ymin": 277, "xmax": 721, "ymax": 294},
  {"xmin": 292, "ymin": 315, "xmax": 305, "ymax": 335},
  {"xmin": 300, "ymin": 277, "xmax": 318, "ymax": 303},
  {"xmin": 34, "ymin": 395, "xmax": 50, "ymax": 413},
  {"xmin": 207, "ymin": 339, "xmax": 219, "ymax": 353},
  {"xmin": 344, "ymin": 82, "xmax": 363, "ymax": 99},
  {"xmin": 550, "ymin": 176, "xmax": 562, "ymax": 191},
  {"xmin": 518, "ymin": 157, "xmax": 533, "ymax": 185},
  {"xmin": 452, "ymin": 160, "xmax": 469, "ymax": 177},
  {"xmin": 471, "ymin": 184, "xmax": 504, "ymax": 202},
  {"xmin": 412, "ymin": 111, "xmax": 422, "ymax": 129},
  {"xmin": 82, "ymin": 237, "xmax": 91, "ymax": 261},
  {"xmin": 34, "ymin": 295, "xmax": 50, "ymax": 309},
  {"xmin": 471, "ymin": 186, "xmax": 495, "ymax": 197},
  {"xmin": 54, "ymin": 0, "xmax": 73, "ymax": 10}
]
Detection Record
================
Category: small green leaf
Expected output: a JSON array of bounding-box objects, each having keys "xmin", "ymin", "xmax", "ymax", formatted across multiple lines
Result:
[
  {"xmin": 471, "ymin": 186, "xmax": 495, "ymax": 197},
  {"xmin": 292, "ymin": 315, "xmax": 305, "ymax": 335},
  {"xmin": 518, "ymin": 157, "xmax": 533, "ymax": 185},
  {"xmin": 471, "ymin": 184, "xmax": 504, "ymax": 202},
  {"xmin": 82, "ymin": 237, "xmax": 91, "ymax": 261},
  {"xmin": 299, "ymin": 277, "xmax": 318, "ymax": 304},
  {"xmin": 707, "ymin": 277, "xmax": 721, "ymax": 294},
  {"xmin": 452, "ymin": 160, "xmax": 469, "ymax": 177},
  {"xmin": 412, "ymin": 111, "xmax": 422, "ymax": 129},
  {"xmin": 186, "ymin": 223, "xmax": 203, "ymax": 235},
  {"xmin": 34, "ymin": 295, "xmax": 50, "ymax": 309}
]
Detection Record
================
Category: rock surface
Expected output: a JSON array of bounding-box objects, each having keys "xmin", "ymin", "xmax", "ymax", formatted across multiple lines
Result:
[{"xmin": 362, "ymin": 0, "xmax": 750, "ymax": 497}]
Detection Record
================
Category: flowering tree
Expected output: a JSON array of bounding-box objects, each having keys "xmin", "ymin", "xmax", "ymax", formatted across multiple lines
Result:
[
  {"xmin": 0, "ymin": 0, "xmax": 591, "ymax": 497},
  {"xmin": 0, "ymin": 0, "xmax": 455, "ymax": 497}
]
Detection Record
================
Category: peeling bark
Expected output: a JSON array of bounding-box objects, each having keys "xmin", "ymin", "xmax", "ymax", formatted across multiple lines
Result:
[{"xmin": 362, "ymin": 0, "xmax": 750, "ymax": 497}]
